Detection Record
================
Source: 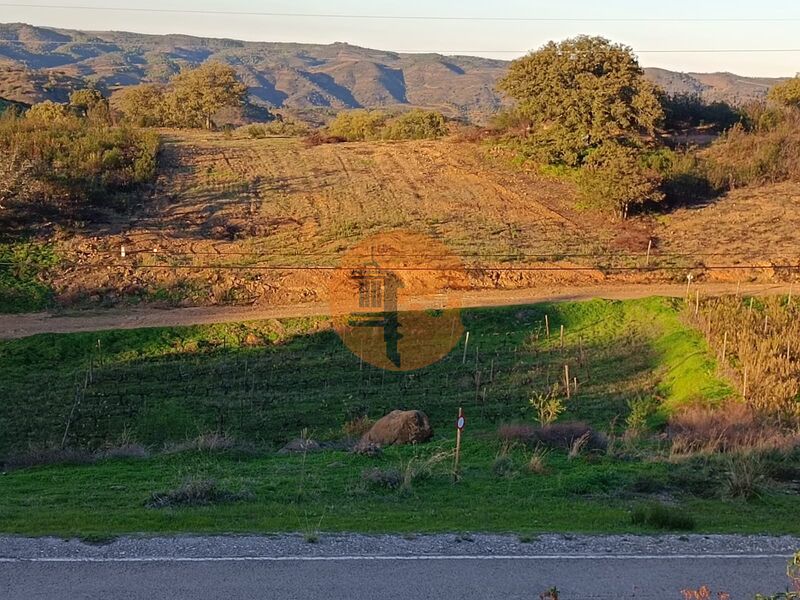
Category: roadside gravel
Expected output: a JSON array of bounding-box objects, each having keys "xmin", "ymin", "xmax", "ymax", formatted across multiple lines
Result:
[{"xmin": 1, "ymin": 534, "xmax": 798, "ymax": 560}]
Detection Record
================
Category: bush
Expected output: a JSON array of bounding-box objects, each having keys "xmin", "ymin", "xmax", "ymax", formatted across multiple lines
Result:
[
  {"xmin": 532, "ymin": 422, "xmax": 608, "ymax": 452},
  {"xmin": 325, "ymin": 109, "xmax": 448, "ymax": 142},
  {"xmin": 146, "ymin": 478, "xmax": 253, "ymax": 508},
  {"xmin": 492, "ymin": 455, "xmax": 515, "ymax": 478},
  {"xmin": 702, "ymin": 116, "xmax": 800, "ymax": 189},
  {"xmin": 342, "ymin": 416, "xmax": 374, "ymax": 439},
  {"xmin": 0, "ymin": 112, "xmax": 160, "ymax": 224},
  {"xmin": 631, "ymin": 502, "xmax": 696, "ymax": 530},
  {"xmin": 576, "ymin": 142, "xmax": 664, "ymax": 219},
  {"xmin": 499, "ymin": 422, "xmax": 608, "ymax": 452},
  {"xmin": 529, "ymin": 388, "xmax": 565, "ymax": 426},
  {"xmin": 361, "ymin": 467, "xmax": 403, "ymax": 490},
  {"xmin": 327, "ymin": 110, "xmax": 389, "ymax": 141},
  {"xmin": 242, "ymin": 120, "xmax": 309, "ymax": 138},
  {"xmin": 724, "ymin": 452, "xmax": 767, "ymax": 499},
  {"xmin": 383, "ymin": 110, "xmax": 448, "ymax": 140}
]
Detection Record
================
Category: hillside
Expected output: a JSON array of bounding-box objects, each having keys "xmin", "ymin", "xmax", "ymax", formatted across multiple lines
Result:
[
  {"xmin": 0, "ymin": 23, "xmax": 787, "ymax": 119},
  {"xmin": 3, "ymin": 129, "xmax": 798, "ymax": 314}
]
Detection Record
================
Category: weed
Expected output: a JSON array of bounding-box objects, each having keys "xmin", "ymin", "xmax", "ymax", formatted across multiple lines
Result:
[
  {"xmin": 540, "ymin": 587, "xmax": 560, "ymax": 600},
  {"xmin": 723, "ymin": 452, "xmax": 767, "ymax": 500},
  {"xmin": 625, "ymin": 396, "xmax": 657, "ymax": 439},
  {"xmin": 342, "ymin": 416, "xmax": 374, "ymax": 439},
  {"xmin": 527, "ymin": 447, "xmax": 550, "ymax": 475},
  {"xmin": 492, "ymin": 455, "xmax": 515, "ymax": 478}
]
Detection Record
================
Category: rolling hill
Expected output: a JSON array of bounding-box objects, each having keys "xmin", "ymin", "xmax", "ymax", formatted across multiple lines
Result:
[{"xmin": 0, "ymin": 23, "xmax": 789, "ymax": 119}]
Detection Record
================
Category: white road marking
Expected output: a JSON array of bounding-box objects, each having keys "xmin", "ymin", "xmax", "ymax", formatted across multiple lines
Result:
[{"xmin": 0, "ymin": 554, "xmax": 791, "ymax": 563}]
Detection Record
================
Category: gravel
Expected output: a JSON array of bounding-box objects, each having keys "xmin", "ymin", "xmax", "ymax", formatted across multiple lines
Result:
[{"xmin": 1, "ymin": 533, "xmax": 798, "ymax": 560}]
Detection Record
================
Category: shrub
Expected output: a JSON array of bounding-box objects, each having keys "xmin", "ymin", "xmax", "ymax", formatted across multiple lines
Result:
[
  {"xmin": 769, "ymin": 77, "xmax": 800, "ymax": 110},
  {"xmin": 723, "ymin": 451, "xmax": 767, "ymax": 499},
  {"xmin": 577, "ymin": 142, "xmax": 665, "ymax": 219},
  {"xmin": 325, "ymin": 109, "xmax": 448, "ymax": 142},
  {"xmin": 498, "ymin": 423, "xmax": 536, "ymax": 444},
  {"xmin": 492, "ymin": 455, "xmax": 515, "ymax": 478},
  {"xmin": 342, "ymin": 416, "xmax": 374, "ymax": 439},
  {"xmin": 631, "ymin": 502, "xmax": 696, "ymax": 530},
  {"xmin": 361, "ymin": 467, "xmax": 403, "ymax": 490},
  {"xmin": 531, "ymin": 422, "xmax": 608, "ymax": 452},
  {"xmin": 529, "ymin": 388, "xmax": 565, "ymax": 426},
  {"xmin": 146, "ymin": 478, "xmax": 253, "ymax": 508},
  {"xmin": 702, "ymin": 116, "xmax": 800, "ymax": 189},
  {"xmin": 383, "ymin": 110, "xmax": 448, "ymax": 140},
  {"xmin": 625, "ymin": 396, "xmax": 658, "ymax": 439},
  {"xmin": 326, "ymin": 110, "xmax": 389, "ymax": 141},
  {"xmin": 242, "ymin": 120, "xmax": 310, "ymax": 138},
  {"xmin": 527, "ymin": 447, "xmax": 550, "ymax": 474},
  {"xmin": 661, "ymin": 93, "xmax": 741, "ymax": 132},
  {"xmin": 0, "ymin": 112, "xmax": 160, "ymax": 221}
]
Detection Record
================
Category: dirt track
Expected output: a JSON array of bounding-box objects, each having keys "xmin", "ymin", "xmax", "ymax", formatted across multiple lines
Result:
[{"xmin": 0, "ymin": 282, "xmax": 791, "ymax": 340}]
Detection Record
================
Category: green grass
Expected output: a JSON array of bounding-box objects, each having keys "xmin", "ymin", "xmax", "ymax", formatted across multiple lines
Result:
[
  {"xmin": 0, "ymin": 297, "xmax": 721, "ymax": 454},
  {"xmin": 2, "ymin": 440, "xmax": 799, "ymax": 537},
  {"xmin": 1, "ymin": 296, "xmax": 792, "ymax": 537}
]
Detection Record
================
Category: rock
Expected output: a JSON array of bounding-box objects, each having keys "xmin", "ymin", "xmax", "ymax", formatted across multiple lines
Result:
[
  {"xmin": 356, "ymin": 410, "xmax": 433, "ymax": 450},
  {"xmin": 278, "ymin": 438, "xmax": 321, "ymax": 454}
]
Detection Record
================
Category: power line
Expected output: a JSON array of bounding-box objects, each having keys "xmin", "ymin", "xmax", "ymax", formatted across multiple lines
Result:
[{"xmin": 1, "ymin": 4, "xmax": 799, "ymax": 22}]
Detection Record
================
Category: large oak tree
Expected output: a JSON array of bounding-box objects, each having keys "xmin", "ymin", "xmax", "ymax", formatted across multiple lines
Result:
[{"xmin": 498, "ymin": 36, "xmax": 664, "ymax": 166}]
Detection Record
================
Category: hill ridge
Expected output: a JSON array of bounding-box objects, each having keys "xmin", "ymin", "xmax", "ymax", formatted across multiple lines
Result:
[{"xmin": 0, "ymin": 22, "xmax": 788, "ymax": 118}]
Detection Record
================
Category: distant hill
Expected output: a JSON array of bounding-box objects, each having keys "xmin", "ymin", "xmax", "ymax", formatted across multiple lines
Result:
[{"xmin": 0, "ymin": 23, "xmax": 788, "ymax": 119}]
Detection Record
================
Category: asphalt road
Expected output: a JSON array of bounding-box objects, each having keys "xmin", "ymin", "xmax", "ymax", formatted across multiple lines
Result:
[{"xmin": 1, "ymin": 554, "xmax": 794, "ymax": 600}]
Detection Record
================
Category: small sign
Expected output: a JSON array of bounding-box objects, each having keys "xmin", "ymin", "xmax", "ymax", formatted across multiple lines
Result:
[{"xmin": 456, "ymin": 414, "xmax": 466, "ymax": 431}]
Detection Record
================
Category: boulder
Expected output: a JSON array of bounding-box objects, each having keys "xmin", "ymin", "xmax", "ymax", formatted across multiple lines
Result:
[{"xmin": 356, "ymin": 410, "xmax": 433, "ymax": 449}]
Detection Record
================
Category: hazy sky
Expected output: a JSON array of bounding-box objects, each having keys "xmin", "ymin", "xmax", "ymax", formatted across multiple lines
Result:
[{"xmin": 3, "ymin": 0, "xmax": 800, "ymax": 76}]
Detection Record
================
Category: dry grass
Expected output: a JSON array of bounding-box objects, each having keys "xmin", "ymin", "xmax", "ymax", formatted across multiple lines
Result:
[
  {"xmin": 691, "ymin": 296, "xmax": 800, "ymax": 425},
  {"xmin": 668, "ymin": 402, "xmax": 800, "ymax": 457}
]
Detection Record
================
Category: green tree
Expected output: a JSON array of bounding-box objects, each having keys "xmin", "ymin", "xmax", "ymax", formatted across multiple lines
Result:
[
  {"xmin": 166, "ymin": 62, "xmax": 247, "ymax": 130},
  {"xmin": 768, "ymin": 77, "xmax": 800, "ymax": 110},
  {"xmin": 68, "ymin": 89, "xmax": 110, "ymax": 123},
  {"xmin": 497, "ymin": 36, "xmax": 664, "ymax": 166},
  {"xmin": 115, "ymin": 84, "xmax": 166, "ymax": 127},
  {"xmin": 576, "ymin": 142, "xmax": 664, "ymax": 219}
]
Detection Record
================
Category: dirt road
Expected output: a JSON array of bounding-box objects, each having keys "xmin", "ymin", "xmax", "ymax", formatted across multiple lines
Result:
[{"xmin": 0, "ymin": 282, "xmax": 791, "ymax": 340}]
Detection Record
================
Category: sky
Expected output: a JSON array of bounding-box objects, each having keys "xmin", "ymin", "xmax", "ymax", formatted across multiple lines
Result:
[{"xmin": 2, "ymin": 0, "xmax": 800, "ymax": 76}]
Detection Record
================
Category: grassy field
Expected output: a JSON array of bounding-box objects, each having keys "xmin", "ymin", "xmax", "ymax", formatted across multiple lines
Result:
[
  {"xmin": 0, "ymin": 297, "xmax": 726, "ymax": 454},
  {"xmin": 2, "ymin": 297, "xmax": 798, "ymax": 537}
]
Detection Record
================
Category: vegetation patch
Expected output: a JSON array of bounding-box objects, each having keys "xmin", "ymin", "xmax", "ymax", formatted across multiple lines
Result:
[{"xmin": 146, "ymin": 478, "xmax": 254, "ymax": 509}]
